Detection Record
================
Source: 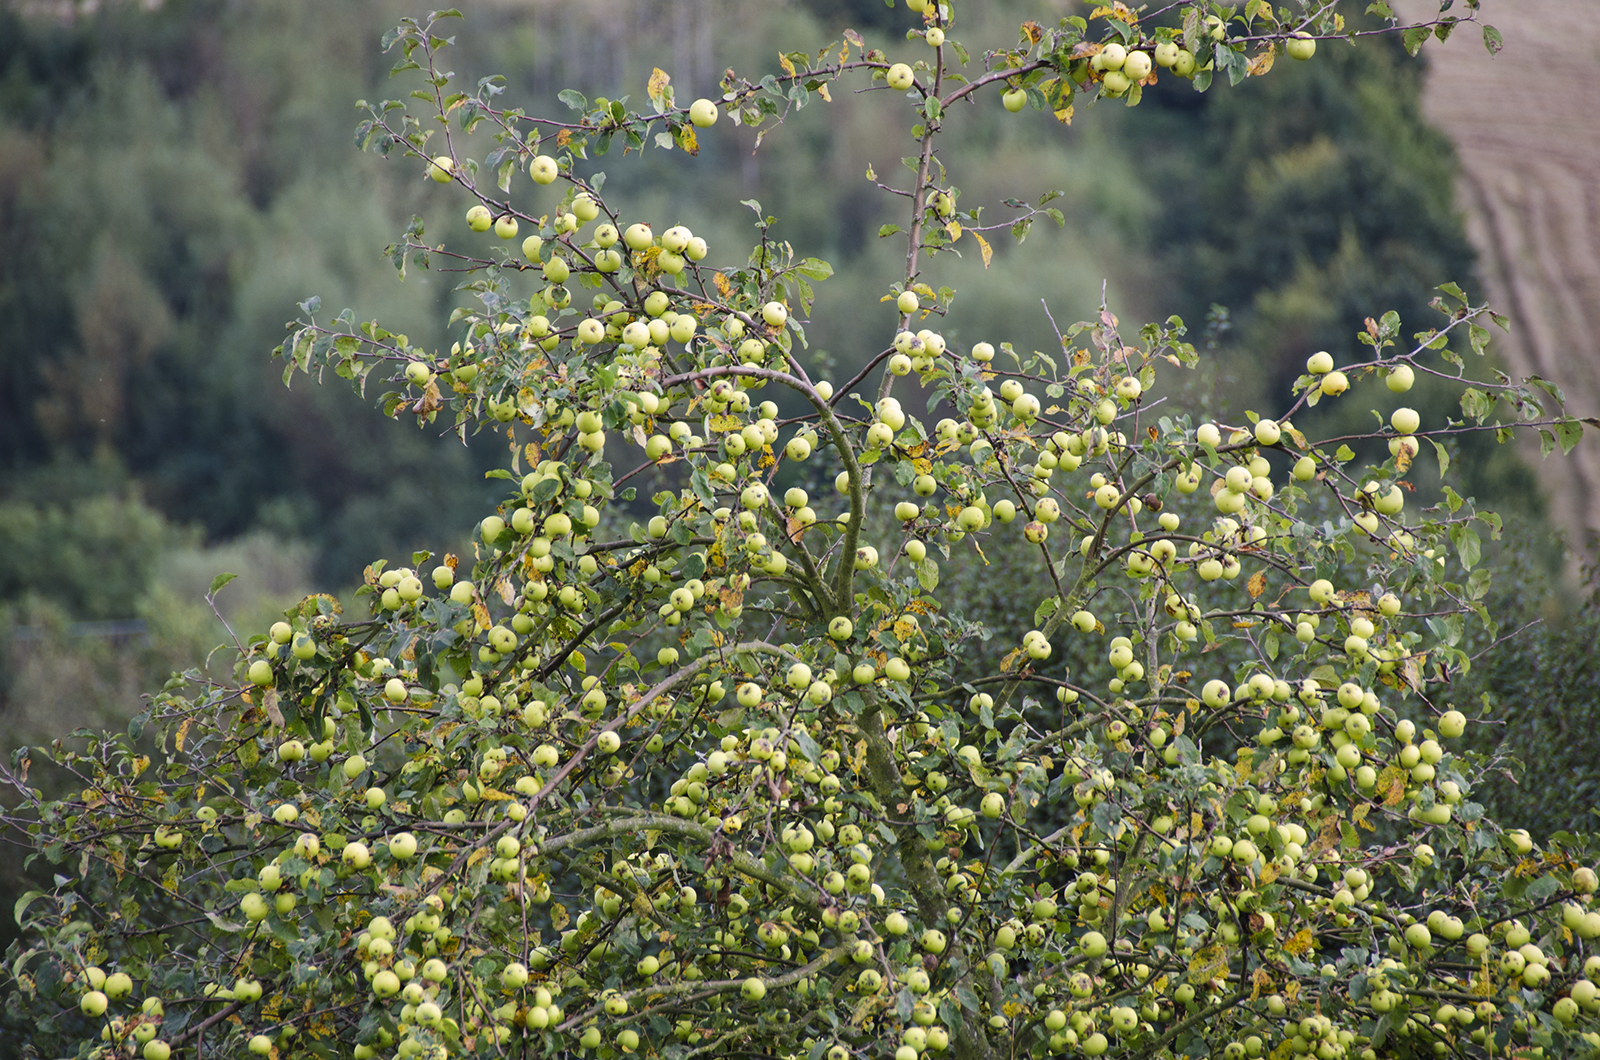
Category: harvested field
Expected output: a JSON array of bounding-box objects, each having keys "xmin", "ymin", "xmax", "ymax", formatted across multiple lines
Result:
[{"xmin": 1404, "ymin": 0, "xmax": 1600, "ymax": 559}]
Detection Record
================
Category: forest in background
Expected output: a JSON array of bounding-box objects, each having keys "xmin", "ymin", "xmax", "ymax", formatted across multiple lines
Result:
[{"xmin": 0, "ymin": 0, "xmax": 1591, "ymax": 849}]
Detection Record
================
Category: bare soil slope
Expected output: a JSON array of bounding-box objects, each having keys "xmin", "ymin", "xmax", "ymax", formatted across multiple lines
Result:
[{"xmin": 1405, "ymin": 1, "xmax": 1600, "ymax": 558}]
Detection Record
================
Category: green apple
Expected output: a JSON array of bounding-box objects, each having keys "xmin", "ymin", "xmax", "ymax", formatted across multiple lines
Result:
[
  {"xmin": 494, "ymin": 214, "xmax": 518, "ymax": 239},
  {"xmin": 689, "ymin": 98, "xmax": 720, "ymax": 127},
  {"xmin": 466, "ymin": 205, "xmax": 493, "ymax": 232},
  {"xmin": 248, "ymin": 660, "xmax": 274, "ymax": 687},
  {"xmin": 80, "ymin": 991, "xmax": 108, "ymax": 1017},
  {"xmin": 427, "ymin": 155, "xmax": 454, "ymax": 183},
  {"xmin": 624, "ymin": 223, "xmax": 654, "ymax": 250},
  {"xmin": 1387, "ymin": 364, "xmax": 1415, "ymax": 392},
  {"xmin": 887, "ymin": 63, "xmax": 915, "ymax": 91},
  {"xmin": 571, "ymin": 193, "xmax": 600, "ymax": 222},
  {"xmin": 529, "ymin": 155, "xmax": 558, "ymax": 184},
  {"xmin": 742, "ymin": 977, "xmax": 767, "ymax": 1001},
  {"xmin": 388, "ymin": 832, "xmax": 418, "ymax": 859},
  {"xmin": 1002, "ymin": 88, "xmax": 1027, "ymax": 112},
  {"xmin": 1285, "ymin": 32, "xmax": 1316, "ymax": 60},
  {"xmin": 343, "ymin": 842, "xmax": 372, "ymax": 869}
]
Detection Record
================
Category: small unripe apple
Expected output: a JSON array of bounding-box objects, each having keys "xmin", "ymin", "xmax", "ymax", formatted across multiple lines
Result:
[
  {"xmin": 742, "ymin": 977, "xmax": 767, "ymax": 1001},
  {"xmin": 1286, "ymin": 32, "xmax": 1316, "ymax": 61},
  {"xmin": 1306, "ymin": 351, "xmax": 1334, "ymax": 374},
  {"xmin": 529, "ymin": 155, "xmax": 558, "ymax": 184},
  {"xmin": 1002, "ymin": 88, "xmax": 1026, "ymax": 112},
  {"xmin": 466, "ymin": 205, "xmax": 493, "ymax": 232},
  {"xmin": 689, "ymin": 98, "xmax": 720, "ymax": 127},
  {"xmin": 1391, "ymin": 407, "xmax": 1419, "ymax": 434},
  {"xmin": 494, "ymin": 214, "xmax": 519, "ymax": 240},
  {"xmin": 887, "ymin": 63, "xmax": 915, "ymax": 91},
  {"xmin": 1320, "ymin": 371, "xmax": 1349, "ymax": 396},
  {"xmin": 427, "ymin": 155, "xmax": 454, "ymax": 183},
  {"xmin": 248, "ymin": 660, "xmax": 274, "ymax": 687}
]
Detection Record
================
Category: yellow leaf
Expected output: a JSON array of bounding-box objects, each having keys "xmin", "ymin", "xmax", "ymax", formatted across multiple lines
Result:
[
  {"xmin": 550, "ymin": 903, "xmax": 570, "ymax": 931},
  {"xmin": 647, "ymin": 68, "xmax": 671, "ymax": 105},
  {"xmin": 174, "ymin": 718, "xmax": 192, "ymax": 753},
  {"xmin": 1186, "ymin": 944, "xmax": 1229, "ymax": 983},
  {"xmin": 1248, "ymin": 45, "xmax": 1276, "ymax": 77},
  {"xmin": 817, "ymin": 83, "xmax": 832, "ymax": 103},
  {"xmin": 1283, "ymin": 929, "xmax": 1315, "ymax": 955},
  {"xmin": 1247, "ymin": 570, "xmax": 1267, "ymax": 600},
  {"xmin": 972, "ymin": 231, "xmax": 993, "ymax": 268},
  {"xmin": 1377, "ymin": 765, "xmax": 1408, "ymax": 806},
  {"xmin": 778, "ymin": 53, "xmax": 796, "ymax": 78},
  {"xmin": 708, "ymin": 413, "xmax": 743, "ymax": 433},
  {"xmin": 1054, "ymin": 103, "xmax": 1074, "ymax": 125},
  {"xmin": 262, "ymin": 691, "xmax": 285, "ymax": 729},
  {"xmin": 472, "ymin": 601, "xmax": 491, "ymax": 632},
  {"xmin": 714, "ymin": 272, "xmax": 732, "ymax": 298},
  {"xmin": 675, "ymin": 124, "xmax": 700, "ymax": 156},
  {"xmin": 945, "ymin": 220, "xmax": 962, "ymax": 241}
]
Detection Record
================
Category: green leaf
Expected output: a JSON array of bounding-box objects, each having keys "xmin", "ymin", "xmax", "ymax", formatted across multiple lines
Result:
[
  {"xmin": 1460, "ymin": 388, "xmax": 1493, "ymax": 423},
  {"xmin": 1450, "ymin": 524, "xmax": 1481, "ymax": 571},
  {"xmin": 1431, "ymin": 439, "xmax": 1451, "ymax": 479},
  {"xmin": 1482, "ymin": 24, "xmax": 1504, "ymax": 55},
  {"xmin": 1555, "ymin": 417, "xmax": 1584, "ymax": 455},
  {"xmin": 1402, "ymin": 25, "xmax": 1430, "ymax": 56},
  {"xmin": 878, "ymin": 224, "xmax": 902, "ymax": 238},
  {"xmin": 796, "ymin": 257, "xmax": 834, "ymax": 280},
  {"xmin": 558, "ymin": 89, "xmax": 588, "ymax": 111},
  {"xmin": 209, "ymin": 572, "xmax": 238, "ymax": 595},
  {"xmin": 13, "ymin": 891, "xmax": 46, "ymax": 928}
]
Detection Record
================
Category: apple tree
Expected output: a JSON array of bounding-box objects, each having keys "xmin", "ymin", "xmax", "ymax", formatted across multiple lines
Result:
[{"xmin": 7, "ymin": 4, "xmax": 1600, "ymax": 1060}]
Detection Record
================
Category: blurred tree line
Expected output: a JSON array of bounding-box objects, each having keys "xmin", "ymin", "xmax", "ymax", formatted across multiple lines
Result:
[{"xmin": 0, "ymin": 0, "xmax": 1589, "ymax": 858}]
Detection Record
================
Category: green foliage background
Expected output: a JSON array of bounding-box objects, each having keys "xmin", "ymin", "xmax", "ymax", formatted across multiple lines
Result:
[{"xmin": 0, "ymin": 1, "xmax": 1593, "ymax": 1030}]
